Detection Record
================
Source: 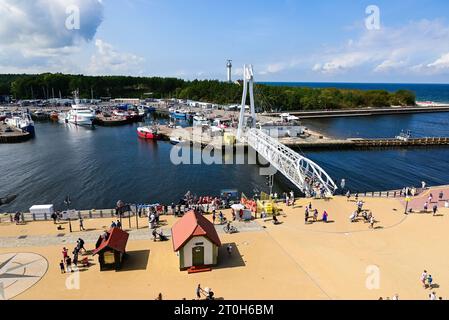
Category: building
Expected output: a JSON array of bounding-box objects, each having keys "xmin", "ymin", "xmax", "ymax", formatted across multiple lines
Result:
[
  {"xmin": 112, "ymin": 98, "xmax": 141, "ymax": 105},
  {"xmin": 171, "ymin": 211, "xmax": 221, "ymax": 271},
  {"xmin": 92, "ymin": 227, "xmax": 129, "ymax": 271}
]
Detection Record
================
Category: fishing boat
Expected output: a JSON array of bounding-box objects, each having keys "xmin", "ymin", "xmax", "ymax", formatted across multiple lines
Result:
[
  {"xmin": 5, "ymin": 112, "xmax": 35, "ymax": 135},
  {"xmin": 50, "ymin": 111, "xmax": 59, "ymax": 121},
  {"xmin": 66, "ymin": 91, "xmax": 95, "ymax": 126},
  {"xmin": 137, "ymin": 125, "xmax": 160, "ymax": 140},
  {"xmin": 0, "ymin": 194, "xmax": 17, "ymax": 206},
  {"xmin": 170, "ymin": 109, "xmax": 188, "ymax": 119}
]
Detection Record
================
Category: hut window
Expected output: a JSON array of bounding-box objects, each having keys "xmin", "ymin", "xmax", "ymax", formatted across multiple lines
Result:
[{"xmin": 195, "ymin": 242, "xmax": 204, "ymax": 246}]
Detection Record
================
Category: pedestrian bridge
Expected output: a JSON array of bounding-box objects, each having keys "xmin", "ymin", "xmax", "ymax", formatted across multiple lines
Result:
[
  {"xmin": 237, "ymin": 64, "xmax": 338, "ymax": 196},
  {"xmin": 246, "ymin": 128, "xmax": 338, "ymax": 196}
]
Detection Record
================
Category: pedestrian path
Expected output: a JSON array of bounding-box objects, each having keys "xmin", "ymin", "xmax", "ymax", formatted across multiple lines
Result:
[{"xmin": 0, "ymin": 221, "xmax": 263, "ymax": 248}]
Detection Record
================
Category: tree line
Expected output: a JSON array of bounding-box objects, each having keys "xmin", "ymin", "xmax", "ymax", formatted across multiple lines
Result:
[{"xmin": 0, "ymin": 73, "xmax": 416, "ymax": 110}]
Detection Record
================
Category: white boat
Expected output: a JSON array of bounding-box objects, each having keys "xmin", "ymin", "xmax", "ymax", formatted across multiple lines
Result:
[
  {"xmin": 396, "ymin": 130, "xmax": 412, "ymax": 141},
  {"xmin": 5, "ymin": 112, "xmax": 35, "ymax": 135},
  {"xmin": 192, "ymin": 115, "xmax": 209, "ymax": 127},
  {"xmin": 66, "ymin": 91, "xmax": 95, "ymax": 126},
  {"xmin": 169, "ymin": 136, "xmax": 184, "ymax": 145}
]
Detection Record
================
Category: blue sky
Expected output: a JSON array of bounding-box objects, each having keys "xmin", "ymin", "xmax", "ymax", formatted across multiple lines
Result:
[{"xmin": 1, "ymin": 0, "xmax": 449, "ymax": 83}]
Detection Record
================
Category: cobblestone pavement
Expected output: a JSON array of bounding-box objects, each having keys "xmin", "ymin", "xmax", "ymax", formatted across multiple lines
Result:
[{"xmin": 0, "ymin": 221, "xmax": 263, "ymax": 248}]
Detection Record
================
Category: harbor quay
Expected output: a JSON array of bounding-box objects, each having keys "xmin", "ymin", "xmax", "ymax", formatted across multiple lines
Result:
[{"xmin": 1, "ymin": 185, "xmax": 449, "ymax": 300}]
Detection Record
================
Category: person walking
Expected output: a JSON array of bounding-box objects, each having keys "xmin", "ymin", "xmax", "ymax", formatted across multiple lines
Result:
[
  {"xmin": 322, "ymin": 211, "xmax": 329, "ymax": 223},
  {"xmin": 51, "ymin": 212, "xmax": 58, "ymax": 224},
  {"xmin": 227, "ymin": 244, "xmax": 233, "ymax": 255},
  {"xmin": 116, "ymin": 220, "xmax": 122, "ymax": 229},
  {"xmin": 421, "ymin": 270, "xmax": 428, "ymax": 288},
  {"xmin": 79, "ymin": 216, "xmax": 85, "ymax": 231},
  {"xmin": 59, "ymin": 260, "xmax": 65, "ymax": 274},
  {"xmin": 73, "ymin": 250, "xmax": 79, "ymax": 268},
  {"xmin": 212, "ymin": 211, "xmax": 216, "ymax": 225},
  {"xmin": 66, "ymin": 256, "xmax": 72, "ymax": 273},
  {"xmin": 428, "ymin": 274, "xmax": 433, "ymax": 289},
  {"xmin": 77, "ymin": 238, "xmax": 86, "ymax": 254},
  {"xmin": 432, "ymin": 205, "xmax": 438, "ymax": 216},
  {"xmin": 62, "ymin": 247, "xmax": 68, "ymax": 261},
  {"xmin": 369, "ymin": 215, "xmax": 375, "ymax": 229},
  {"xmin": 305, "ymin": 208, "xmax": 309, "ymax": 224},
  {"xmin": 196, "ymin": 284, "xmax": 203, "ymax": 300}
]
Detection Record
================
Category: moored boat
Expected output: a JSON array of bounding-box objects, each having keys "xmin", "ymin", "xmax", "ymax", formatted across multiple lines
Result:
[
  {"xmin": 137, "ymin": 126, "xmax": 160, "ymax": 140},
  {"xmin": 5, "ymin": 112, "xmax": 35, "ymax": 135},
  {"xmin": 66, "ymin": 91, "xmax": 95, "ymax": 126}
]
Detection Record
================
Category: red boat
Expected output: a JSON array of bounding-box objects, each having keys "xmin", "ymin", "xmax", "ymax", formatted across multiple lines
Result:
[{"xmin": 137, "ymin": 126, "xmax": 160, "ymax": 140}]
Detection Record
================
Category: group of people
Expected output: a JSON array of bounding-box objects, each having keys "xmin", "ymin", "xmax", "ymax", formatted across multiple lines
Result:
[
  {"xmin": 420, "ymin": 270, "xmax": 442, "ymax": 300},
  {"xmin": 348, "ymin": 200, "xmax": 376, "ymax": 228},
  {"xmin": 304, "ymin": 203, "xmax": 329, "ymax": 224},
  {"xmin": 59, "ymin": 238, "xmax": 86, "ymax": 273}
]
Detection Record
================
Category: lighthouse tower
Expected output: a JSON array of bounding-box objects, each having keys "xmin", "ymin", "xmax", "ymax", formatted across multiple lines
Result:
[{"xmin": 226, "ymin": 60, "xmax": 232, "ymax": 83}]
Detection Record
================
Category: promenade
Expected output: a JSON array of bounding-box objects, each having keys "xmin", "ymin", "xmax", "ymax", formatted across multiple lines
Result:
[{"xmin": 1, "ymin": 189, "xmax": 448, "ymax": 300}]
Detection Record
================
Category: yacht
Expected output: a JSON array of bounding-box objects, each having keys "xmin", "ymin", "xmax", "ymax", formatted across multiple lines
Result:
[
  {"xmin": 5, "ymin": 112, "xmax": 35, "ymax": 135},
  {"xmin": 66, "ymin": 91, "xmax": 95, "ymax": 126}
]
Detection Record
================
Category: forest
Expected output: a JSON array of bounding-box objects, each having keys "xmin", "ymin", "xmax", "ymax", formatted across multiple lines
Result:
[{"xmin": 0, "ymin": 73, "xmax": 416, "ymax": 111}]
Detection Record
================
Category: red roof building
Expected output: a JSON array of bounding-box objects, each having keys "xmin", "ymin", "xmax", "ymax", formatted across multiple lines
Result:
[
  {"xmin": 172, "ymin": 211, "xmax": 221, "ymax": 270},
  {"xmin": 93, "ymin": 227, "xmax": 129, "ymax": 271}
]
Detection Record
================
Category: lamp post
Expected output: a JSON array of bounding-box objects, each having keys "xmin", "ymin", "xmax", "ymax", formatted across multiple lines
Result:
[
  {"xmin": 135, "ymin": 204, "xmax": 139, "ymax": 230},
  {"xmin": 266, "ymin": 175, "xmax": 274, "ymax": 196},
  {"xmin": 64, "ymin": 195, "xmax": 72, "ymax": 233}
]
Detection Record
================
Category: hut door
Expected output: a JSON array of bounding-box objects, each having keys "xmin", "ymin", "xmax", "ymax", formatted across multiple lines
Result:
[{"xmin": 192, "ymin": 246, "xmax": 204, "ymax": 266}]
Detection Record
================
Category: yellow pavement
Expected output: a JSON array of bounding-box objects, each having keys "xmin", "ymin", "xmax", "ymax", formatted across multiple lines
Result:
[{"xmin": 1, "ymin": 194, "xmax": 448, "ymax": 300}]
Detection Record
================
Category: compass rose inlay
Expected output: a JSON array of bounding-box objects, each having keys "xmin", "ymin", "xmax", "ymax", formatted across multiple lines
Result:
[{"xmin": 0, "ymin": 253, "xmax": 48, "ymax": 300}]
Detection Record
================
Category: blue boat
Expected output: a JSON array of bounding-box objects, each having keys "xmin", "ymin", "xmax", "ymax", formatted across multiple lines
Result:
[{"xmin": 170, "ymin": 109, "xmax": 188, "ymax": 119}]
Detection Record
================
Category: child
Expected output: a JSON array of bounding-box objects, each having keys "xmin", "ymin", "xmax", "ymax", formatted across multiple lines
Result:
[
  {"xmin": 428, "ymin": 275, "xmax": 433, "ymax": 288},
  {"xmin": 59, "ymin": 260, "xmax": 65, "ymax": 274}
]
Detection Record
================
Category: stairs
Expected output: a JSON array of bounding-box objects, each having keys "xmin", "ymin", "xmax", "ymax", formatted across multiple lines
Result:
[{"xmin": 188, "ymin": 266, "xmax": 212, "ymax": 274}]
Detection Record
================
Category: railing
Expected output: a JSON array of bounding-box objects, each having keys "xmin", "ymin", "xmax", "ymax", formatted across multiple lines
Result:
[{"xmin": 246, "ymin": 128, "xmax": 338, "ymax": 196}]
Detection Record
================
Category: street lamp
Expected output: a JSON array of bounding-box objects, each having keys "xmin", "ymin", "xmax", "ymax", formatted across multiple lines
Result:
[{"xmin": 64, "ymin": 195, "xmax": 72, "ymax": 233}]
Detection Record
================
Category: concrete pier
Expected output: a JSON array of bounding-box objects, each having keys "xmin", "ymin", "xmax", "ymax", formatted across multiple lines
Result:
[{"xmin": 0, "ymin": 123, "xmax": 32, "ymax": 143}]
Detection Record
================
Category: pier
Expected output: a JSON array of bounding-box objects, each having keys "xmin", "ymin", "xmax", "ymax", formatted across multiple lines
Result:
[
  {"xmin": 0, "ymin": 122, "xmax": 32, "ymax": 143},
  {"xmin": 266, "ymin": 105, "xmax": 449, "ymax": 119},
  {"xmin": 157, "ymin": 124, "xmax": 449, "ymax": 151}
]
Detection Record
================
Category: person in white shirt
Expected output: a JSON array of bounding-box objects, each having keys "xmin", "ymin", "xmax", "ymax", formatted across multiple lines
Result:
[
  {"xmin": 429, "ymin": 292, "xmax": 437, "ymax": 300},
  {"xmin": 421, "ymin": 270, "xmax": 428, "ymax": 288}
]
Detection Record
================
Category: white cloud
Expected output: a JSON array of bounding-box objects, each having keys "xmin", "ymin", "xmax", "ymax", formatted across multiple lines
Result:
[
  {"xmin": 427, "ymin": 52, "xmax": 449, "ymax": 70},
  {"xmin": 374, "ymin": 60, "xmax": 406, "ymax": 73},
  {"xmin": 0, "ymin": 0, "xmax": 103, "ymax": 72},
  {"xmin": 312, "ymin": 19, "xmax": 449, "ymax": 76},
  {"xmin": 88, "ymin": 39, "xmax": 145, "ymax": 75}
]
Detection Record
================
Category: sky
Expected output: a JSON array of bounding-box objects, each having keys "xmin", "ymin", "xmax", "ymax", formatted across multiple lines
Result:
[{"xmin": 1, "ymin": 0, "xmax": 449, "ymax": 83}]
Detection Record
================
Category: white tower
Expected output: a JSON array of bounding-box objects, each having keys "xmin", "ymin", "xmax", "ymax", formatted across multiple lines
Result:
[{"xmin": 226, "ymin": 60, "xmax": 232, "ymax": 83}]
